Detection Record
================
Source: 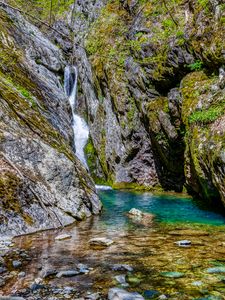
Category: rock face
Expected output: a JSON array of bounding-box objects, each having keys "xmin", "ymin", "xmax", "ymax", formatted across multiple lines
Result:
[
  {"xmin": 0, "ymin": 3, "xmax": 102, "ymax": 236},
  {"xmin": 64, "ymin": 0, "xmax": 224, "ymax": 205},
  {"xmin": 1, "ymin": 0, "xmax": 225, "ymax": 209}
]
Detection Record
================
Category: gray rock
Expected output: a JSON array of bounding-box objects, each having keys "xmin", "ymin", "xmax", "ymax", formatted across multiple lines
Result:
[
  {"xmin": 108, "ymin": 288, "xmax": 144, "ymax": 300},
  {"xmin": 56, "ymin": 270, "xmax": 80, "ymax": 278},
  {"xmin": 18, "ymin": 271, "xmax": 26, "ymax": 278},
  {"xmin": 12, "ymin": 260, "xmax": 22, "ymax": 268},
  {"xmin": 0, "ymin": 3, "xmax": 102, "ymax": 237}
]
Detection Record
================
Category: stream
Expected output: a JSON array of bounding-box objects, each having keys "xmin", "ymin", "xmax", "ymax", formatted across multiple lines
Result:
[{"xmin": 2, "ymin": 190, "xmax": 225, "ymax": 299}]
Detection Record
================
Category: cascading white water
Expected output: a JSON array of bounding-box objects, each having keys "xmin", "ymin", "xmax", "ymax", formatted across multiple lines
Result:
[{"xmin": 64, "ymin": 66, "xmax": 89, "ymax": 169}]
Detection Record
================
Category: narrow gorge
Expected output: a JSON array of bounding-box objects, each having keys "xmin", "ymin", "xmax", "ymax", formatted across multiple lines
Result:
[{"xmin": 0, "ymin": 0, "xmax": 225, "ymax": 299}]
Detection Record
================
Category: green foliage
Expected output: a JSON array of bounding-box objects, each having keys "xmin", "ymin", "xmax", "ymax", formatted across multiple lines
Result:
[
  {"xmin": 9, "ymin": 0, "xmax": 75, "ymax": 22},
  {"xmin": 197, "ymin": 0, "xmax": 209, "ymax": 9},
  {"xmin": 189, "ymin": 101, "xmax": 225, "ymax": 124},
  {"xmin": 187, "ymin": 60, "xmax": 204, "ymax": 71}
]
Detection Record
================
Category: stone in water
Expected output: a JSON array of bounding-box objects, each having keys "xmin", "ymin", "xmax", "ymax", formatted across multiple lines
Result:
[
  {"xmin": 160, "ymin": 271, "xmax": 184, "ymax": 278},
  {"xmin": 89, "ymin": 237, "xmax": 114, "ymax": 247},
  {"xmin": 175, "ymin": 240, "xmax": 191, "ymax": 247},
  {"xmin": 108, "ymin": 288, "xmax": 144, "ymax": 300},
  {"xmin": 55, "ymin": 234, "xmax": 72, "ymax": 241}
]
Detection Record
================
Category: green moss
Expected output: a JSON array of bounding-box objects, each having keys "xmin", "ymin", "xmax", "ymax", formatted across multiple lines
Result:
[
  {"xmin": 189, "ymin": 100, "xmax": 225, "ymax": 124},
  {"xmin": 0, "ymin": 171, "xmax": 34, "ymax": 225},
  {"xmin": 113, "ymin": 181, "xmax": 164, "ymax": 192},
  {"xmin": 186, "ymin": 60, "xmax": 204, "ymax": 71}
]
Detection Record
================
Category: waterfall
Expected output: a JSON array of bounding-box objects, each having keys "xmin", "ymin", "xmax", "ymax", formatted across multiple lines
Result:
[{"xmin": 64, "ymin": 66, "xmax": 89, "ymax": 169}]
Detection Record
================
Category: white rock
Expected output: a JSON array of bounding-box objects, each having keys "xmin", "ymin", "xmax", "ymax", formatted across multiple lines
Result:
[
  {"xmin": 128, "ymin": 208, "xmax": 143, "ymax": 217},
  {"xmin": 175, "ymin": 240, "xmax": 191, "ymax": 247},
  {"xmin": 108, "ymin": 288, "xmax": 144, "ymax": 300},
  {"xmin": 55, "ymin": 234, "xmax": 72, "ymax": 241}
]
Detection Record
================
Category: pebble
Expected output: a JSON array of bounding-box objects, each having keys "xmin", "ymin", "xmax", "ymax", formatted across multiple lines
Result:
[
  {"xmin": 12, "ymin": 260, "xmax": 22, "ymax": 268},
  {"xmin": 192, "ymin": 281, "xmax": 203, "ymax": 286},
  {"xmin": 85, "ymin": 292, "xmax": 100, "ymax": 300},
  {"xmin": 160, "ymin": 271, "xmax": 185, "ymax": 278},
  {"xmin": 206, "ymin": 267, "xmax": 225, "ymax": 274},
  {"xmin": 55, "ymin": 234, "xmax": 72, "ymax": 241},
  {"xmin": 108, "ymin": 288, "xmax": 144, "ymax": 300},
  {"xmin": 114, "ymin": 275, "xmax": 128, "ymax": 287},
  {"xmin": 56, "ymin": 270, "xmax": 80, "ymax": 278},
  {"xmin": 158, "ymin": 295, "xmax": 168, "ymax": 300},
  {"xmin": 18, "ymin": 271, "xmax": 26, "ymax": 278},
  {"xmin": 175, "ymin": 240, "xmax": 191, "ymax": 247},
  {"xmin": 89, "ymin": 237, "xmax": 114, "ymax": 247}
]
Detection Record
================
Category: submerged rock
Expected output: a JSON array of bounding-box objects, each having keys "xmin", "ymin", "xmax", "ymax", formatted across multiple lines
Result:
[
  {"xmin": 143, "ymin": 290, "xmax": 160, "ymax": 299},
  {"xmin": 89, "ymin": 237, "xmax": 114, "ymax": 247},
  {"xmin": 160, "ymin": 271, "xmax": 185, "ymax": 278},
  {"xmin": 12, "ymin": 260, "xmax": 22, "ymax": 269},
  {"xmin": 127, "ymin": 208, "xmax": 155, "ymax": 226},
  {"xmin": 206, "ymin": 267, "xmax": 225, "ymax": 274},
  {"xmin": 56, "ymin": 270, "xmax": 80, "ymax": 278},
  {"xmin": 175, "ymin": 240, "xmax": 191, "ymax": 247},
  {"xmin": 114, "ymin": 275, "xmax": 128, "ymax": 287},
  {"xmin": 108, "ymin": 288, "xmax": 144, "ymax": 300},
  {"xmin": 55, "ymin": 234, "xmax": 72, "ymax": 241}
]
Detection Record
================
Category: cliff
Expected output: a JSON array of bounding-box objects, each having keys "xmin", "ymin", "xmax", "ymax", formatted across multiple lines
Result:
[
  {"xmin": 0, "ymin": 2, "xmax": 102, "ymax": 236},
  {"xmin": 0, "ymin": 0, "xmax": 224, "ymax": 232}
]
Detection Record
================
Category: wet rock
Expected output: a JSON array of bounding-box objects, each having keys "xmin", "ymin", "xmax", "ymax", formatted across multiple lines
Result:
[
  {"xmin": 89, "ymin": 237, "xmax": 114, "ymax": 247},
  {"xmin": 175, "ymin": 240, "xmax": 191, "ymax": 247},
  {"xmin": 160, "ymin": 271, "xmax": 185, "ymax": 278},
  {"xmin": 77, "ymin": 263, "xmax": 90, "ymax": 274},
  {"xmin": 12, "ymin": 260, "xmax": 22, "ymax": 268},
  {"xmin": 18, "ymin": 271, "xmax": 26, "ymax": 278},
  {"xmin": 143, "ymin": 290, "xmax": 160, "ymax": 299},
  {"xmin": 114, "ymin": 275, "xmax": 128, "ymax": 287},
  {"xmin": 56, "ymin": 270, "xmax": 80, "ymax": 278},
  {"xmin": 108, "ymin": 288, "xmax": 144, "ymax": 300},
  {"xmin": 86, "ymin": 292, "xmax": 100, "ymax": 300},
  {"xmin": 55, "ymin": 234, "xmax": 72, "ymax": 241},
  {"xmin": 112, "ymin": 264, "xmax": 134, "ymax": 272},
  {"xmin": 158, "ymin": 296, "xmax": 168, "ymax": 300},
  {"xmin": 127, "ymin": 208, "xmax": 155, "ymax": 226},
  {"xmin": 206, "ymin": 267, "xmax": 225, "ymax": 274}
]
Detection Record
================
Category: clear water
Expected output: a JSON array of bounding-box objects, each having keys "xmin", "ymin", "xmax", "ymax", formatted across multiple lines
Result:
[
  {"xmin": 98, "ymin": 190, "xmax": 225, "ymax": 226},
  {"xmin": 4, "ymin": 190, "xmax": 225, "ymax": 299}
]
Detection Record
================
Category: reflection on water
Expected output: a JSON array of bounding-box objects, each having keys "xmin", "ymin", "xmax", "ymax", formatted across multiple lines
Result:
[{"xmin": 3, "ymin": 190, "xmax": 225, "ymax": 299}]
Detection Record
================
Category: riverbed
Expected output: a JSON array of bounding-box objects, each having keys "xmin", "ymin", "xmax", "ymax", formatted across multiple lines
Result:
[{"xmin": 1, "ymin": 190, "xmax": 225, "ymax": 299}]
